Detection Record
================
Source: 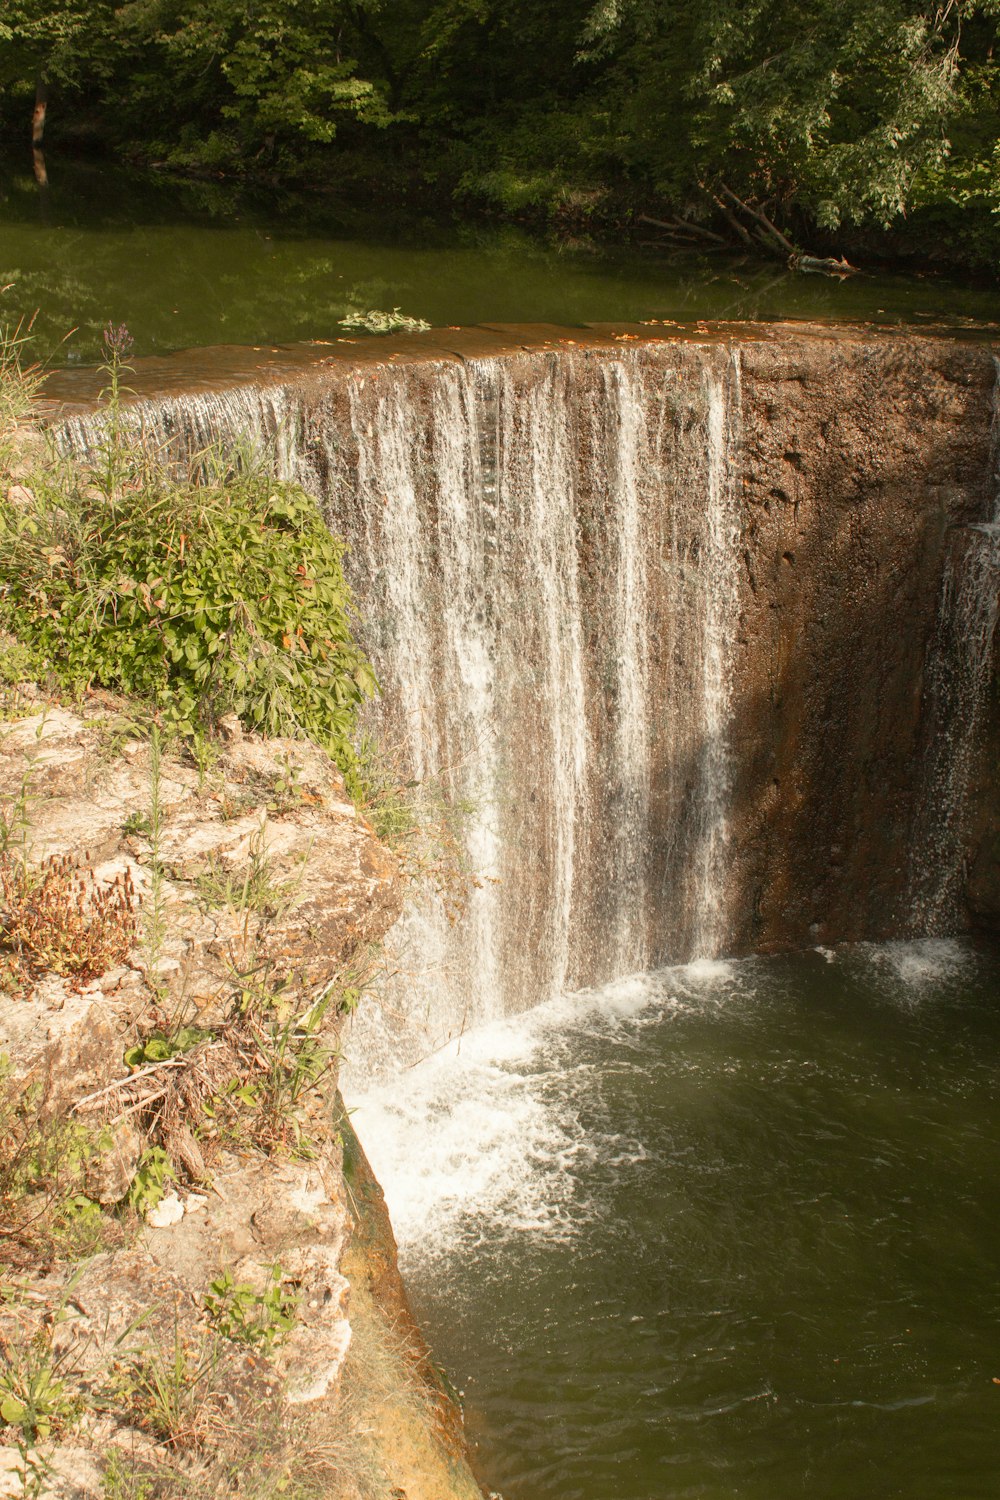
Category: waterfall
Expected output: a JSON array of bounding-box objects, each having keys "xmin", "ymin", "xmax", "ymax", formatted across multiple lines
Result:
[
  {"xmin": 52, "ymin": 340, "xmax": 748, "ymax": 1080},
  {"xmin": 909, "ymin": 361, "xmax": 1000, "ymax": 933},
  {"xmin": 599, "ymin": 357, "xmax": 651, "ymax": 974},
  {"xmin": 47, "ymin": 328, "xmax": 1000, "ymax": 1077},
  {"xmin": 692, "ymin": 356, "xmax": 743, "ymax": 958}
]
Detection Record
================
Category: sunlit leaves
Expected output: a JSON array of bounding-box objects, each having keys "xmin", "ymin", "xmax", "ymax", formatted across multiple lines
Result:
[{"xmin": 0, "ymin": 453, "xmax": 376, "ymax": 778}]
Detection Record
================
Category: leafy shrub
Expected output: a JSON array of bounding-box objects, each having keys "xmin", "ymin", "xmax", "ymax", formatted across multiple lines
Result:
[
  {"xmin": 125, "ymin": 1147, "xmax": 175, "ymax": 1214},
  {"xmin": 0, "ymin": 451, "xmax": 377, "ymax": 779},
  {"xmin": 203, "ymin": 1264, "xmax": 298, "ymax": 1350}
]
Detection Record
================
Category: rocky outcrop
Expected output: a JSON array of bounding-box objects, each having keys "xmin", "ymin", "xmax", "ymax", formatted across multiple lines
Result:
[
  {"xmin": 0, "ymin": 706, "xmax": 399, "ymax": 1094},
  {"xmin": 0, "ymin": 705, "xmax": 481, "ymax": 1498}
]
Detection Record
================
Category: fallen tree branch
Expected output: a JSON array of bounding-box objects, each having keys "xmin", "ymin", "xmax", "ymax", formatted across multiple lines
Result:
[
  {"xmin": 710, "ymin": 192, "xmax": 755, "ymax": 247},
  {"xmin": 719, "ymin": 183, "xmax": 797, "ymax": 255},
  {"xmin": 790, "ymin": 253, "xmax": 858, "ymax": 277}
]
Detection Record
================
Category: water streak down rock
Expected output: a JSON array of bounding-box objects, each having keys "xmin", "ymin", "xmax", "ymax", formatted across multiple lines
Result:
[
  {"xmin": 911, "ymin": 361, "xmax": 1000, "ymax": 934},
  {"xmin": 48, "ymin": 324, "xmax": 998, "ymax": 1079}
]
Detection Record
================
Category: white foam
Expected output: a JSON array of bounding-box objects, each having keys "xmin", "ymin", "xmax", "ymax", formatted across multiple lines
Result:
[
  {"xmin": 346, "ymin": 962, "xmax": 748, "ymax": 1263},
  {"xmin": 351, "ymin": 1046, "xmax": 577, "ymax": 1256},
  {"xmin": 680, "ymin": 957, "xmax": 736, "ymax": 985},
  {"xmin": 863, "ymin": 937, "xmax": 974, "ymax": 990}
]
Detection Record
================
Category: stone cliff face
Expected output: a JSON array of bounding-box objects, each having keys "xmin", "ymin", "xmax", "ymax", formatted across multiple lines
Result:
[
  {"xmin": 45, "ymin": 323, "xmax": 999, "ymax": 1077},
  {"xmin": 966, "ymin": 639, "xmax": 1000, "ymax": 935},
  {"xmin": 0, "ymin": 708, "xmax": 481, "ymax": 1499}
]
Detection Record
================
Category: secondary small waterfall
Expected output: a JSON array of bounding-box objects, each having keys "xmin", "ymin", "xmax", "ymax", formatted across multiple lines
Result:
[{"xmin": 908, "ymin": 359, "xmax": 1000, "ymax": 933}]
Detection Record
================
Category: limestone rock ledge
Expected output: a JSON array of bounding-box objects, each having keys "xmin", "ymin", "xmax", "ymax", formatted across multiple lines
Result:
[{"xmin": 0, "ymin": 707, "xmax": 482, "ymax": 1500}]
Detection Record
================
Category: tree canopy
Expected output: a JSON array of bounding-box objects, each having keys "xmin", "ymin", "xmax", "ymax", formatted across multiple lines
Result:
[{"xmin": 2, "ymin": 0, "xmax": 999, "ymax": 270}]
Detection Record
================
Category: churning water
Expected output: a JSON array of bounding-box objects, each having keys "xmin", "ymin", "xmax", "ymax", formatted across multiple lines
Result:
[{"xmin": 349, "ymin": 939, "xmax": 1000, "ymax": 1500}]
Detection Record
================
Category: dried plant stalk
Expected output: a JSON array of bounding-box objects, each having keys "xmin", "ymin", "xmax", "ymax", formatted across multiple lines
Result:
[{"xmin": 0, "ymin": 851, "xmax": 138, "ymax": 986}]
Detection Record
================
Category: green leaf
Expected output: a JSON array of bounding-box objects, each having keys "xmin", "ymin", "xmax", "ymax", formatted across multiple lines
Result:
[{"xmin": 1, "ymin": 1396, "xmax": 26, "ymax": 1425}]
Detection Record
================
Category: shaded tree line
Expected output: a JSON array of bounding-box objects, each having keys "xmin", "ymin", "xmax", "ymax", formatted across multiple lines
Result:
[{"xmin": 3, "ymin": 0, "xmax": 1000, "ymax": 271}]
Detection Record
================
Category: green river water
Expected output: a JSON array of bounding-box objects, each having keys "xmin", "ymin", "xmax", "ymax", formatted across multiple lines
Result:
[
  {"xmin": 1, "ymin": 154, "xmax": 998, "ymax": 364},
  {"xmin": 352, "ymin": 941, "xmax": 1000, "ymax": 1500}
]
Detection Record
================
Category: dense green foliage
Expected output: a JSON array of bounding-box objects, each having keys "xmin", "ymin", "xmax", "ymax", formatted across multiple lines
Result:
[
  {"xmin": 1, "ymin": 1, "xmax": 1000, "ymax": 268},
  {"xmin": 0, "ymin": 347, "xmax": 376, "ymax": 773}
]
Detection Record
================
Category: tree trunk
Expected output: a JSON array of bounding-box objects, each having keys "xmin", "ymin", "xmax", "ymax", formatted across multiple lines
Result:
[{"xmin": 32, "ymin": 75, "xmax": 47, "ymax": 147}]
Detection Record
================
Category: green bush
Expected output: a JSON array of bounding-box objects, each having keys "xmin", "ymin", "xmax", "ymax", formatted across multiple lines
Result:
[{"xmin": 0, "ymin": 412, "xmax": 376, "ymax": 780}]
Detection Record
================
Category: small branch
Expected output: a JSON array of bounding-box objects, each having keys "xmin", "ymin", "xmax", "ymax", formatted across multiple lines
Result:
[
  {"xmin": 114, "ymin": 1088, "xmax": 173, "ymax": 1120},
  {"xmin": 638, "ymin": 213, "xmax": 729, "ymax": 245},
  {"xmin": 72, "ymin": 1047, "xmax": 220, "ymax": 1113}
]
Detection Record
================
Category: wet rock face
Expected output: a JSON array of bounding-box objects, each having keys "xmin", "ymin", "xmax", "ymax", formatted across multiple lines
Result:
[
  {"xmin": 967, "ymin": 827, "xmax": 1000, "ymax": 932},
  {"xmin": 966, "ymin": 661, "xmax": 1000, "ymax": 934},
  {"xmin": 723, "ymin": 336, "xmax": 996, "ymax": 949}
]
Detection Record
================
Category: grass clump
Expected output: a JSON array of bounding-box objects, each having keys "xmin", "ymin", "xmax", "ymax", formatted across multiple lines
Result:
[
  {"xmin": 0, "ymin": 329, "xmax": 377, "ymax": 783},
  {"xmin": 0, "ymin": 1061, "xmax": 124, "ymax": 1265},
  {"xmin": 0, "ymin": 306, "xmax": 43, "ymax": 471}
]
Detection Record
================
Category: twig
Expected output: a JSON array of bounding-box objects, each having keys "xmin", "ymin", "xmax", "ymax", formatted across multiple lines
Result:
[
  {"xmin": 116, "ymin": 1089, "xmax": 172, "ymax": 1119},
  {"xmin": 71, "ymin": 1054, "xmax": 195, "ymax": 1113}
]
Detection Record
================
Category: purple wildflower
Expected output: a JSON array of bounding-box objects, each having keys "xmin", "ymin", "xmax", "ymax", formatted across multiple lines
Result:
[{"xmin": 103, "ymin": 321, "xmax": 134, "ymax": 358}]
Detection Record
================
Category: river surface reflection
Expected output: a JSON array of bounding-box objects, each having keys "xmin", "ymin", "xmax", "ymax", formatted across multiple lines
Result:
[{"xmin": 1, "ymin": 156, "xmax": 998, "ymax": 364}]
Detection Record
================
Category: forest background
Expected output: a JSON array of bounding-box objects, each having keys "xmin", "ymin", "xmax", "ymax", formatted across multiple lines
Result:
[{"xmin": 1, "ymin": 0, "xmax": 1000, "ymax": 276}]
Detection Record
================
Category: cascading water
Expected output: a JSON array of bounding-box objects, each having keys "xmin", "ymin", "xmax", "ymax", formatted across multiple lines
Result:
[
  {"xmin": 597, "ymin": 357, "xmax": 650, "ymax": 975},
  {"xmin": 322, "ymin": 344, "xmax": 748, "ymax": 1079},
  {"xmin": 909, "ymin": 359, "xmax": 1000, "ymax": 933},
  {"xmin": 54, "ymin": 339, "xmax": 748, "ymax": 1078},
  {"xmin": 691, "ymin": 357, "xmax": 743, "ymax": 958},
  {"xmin": 53, "ymin": 329, "xmax": 1000, "ymax": 1079}
]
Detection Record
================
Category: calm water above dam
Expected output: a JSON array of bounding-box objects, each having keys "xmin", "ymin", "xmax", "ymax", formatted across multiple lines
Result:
[
  {"xmin": 2, "ymin": 155, "xmax": 999, "ymax": 364},
  {"xmin": 352, "ymin": 939, "xmax": 1000, "ymax": 1500}
]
